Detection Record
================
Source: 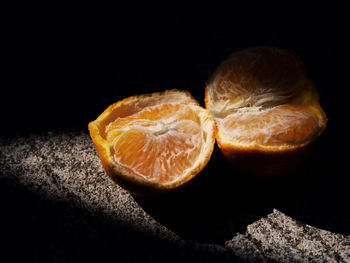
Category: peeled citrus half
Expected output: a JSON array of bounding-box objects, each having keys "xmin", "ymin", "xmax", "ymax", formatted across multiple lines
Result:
[
  {"xmin": 89, "ymin": 90, "xmax": 215, "ymax": 195},
  {"xmin": 205, "ymin": 46, "xmax": 327, "ymax": 176}
]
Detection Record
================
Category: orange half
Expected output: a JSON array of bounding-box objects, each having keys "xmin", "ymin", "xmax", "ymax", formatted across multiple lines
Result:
[
  {"xmin": 89, "ymin": 90, "xmax": 215, "ymax": 195},
  {"xmin": 205, "ymin": 46, "xmax": 327, "ymax": 176}
]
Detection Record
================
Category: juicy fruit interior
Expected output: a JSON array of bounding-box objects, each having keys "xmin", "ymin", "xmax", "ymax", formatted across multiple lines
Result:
[
  {"xmin": 103, "ymin": 103, "xmax": 204, "ymax": 184},
  {"xmin": 207, "ymin": 47, "xmax": 327, "ymax": 147},
  {"xmin": 220, "ymin": 105, "xmax": 321, "ymax": 146}
]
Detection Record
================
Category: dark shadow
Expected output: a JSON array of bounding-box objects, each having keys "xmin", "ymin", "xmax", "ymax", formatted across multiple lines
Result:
[
  {"xmin": 0, "ymin": 178, "xmax": 238, "ymax": 263},
  {"xmin": 135, "ymin": 122, "xmax": 350, "ymax": 244},
  {"xmin": 134, "ymin": 147, "xmax": 282, "ymax": 244},
  {"xmin": 274, "ymin": 122, "xmax": 350, "ymax": 235}
]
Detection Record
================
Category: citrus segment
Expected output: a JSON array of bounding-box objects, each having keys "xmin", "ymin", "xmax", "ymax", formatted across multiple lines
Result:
[
  {"xmin": 219, "ymin": 105, "xmax": 320, "ymax": 147},
  {"xmin": 106, "ymin": 104, "xmax": 203, "ymax": 184}
]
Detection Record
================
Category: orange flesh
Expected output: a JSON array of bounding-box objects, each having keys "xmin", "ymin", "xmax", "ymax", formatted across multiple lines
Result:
[
  {"xmin": 104, "ymin": 104, "xmax": 203, "ymax": 184},
  {"xmin": 220, "ymin": 105, "xmax": 319, "ymax": 146}
]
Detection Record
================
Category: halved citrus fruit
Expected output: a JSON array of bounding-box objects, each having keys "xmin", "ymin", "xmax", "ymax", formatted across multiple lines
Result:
[
  {"xmin": 205, "ymin": 46, "xmax": 327, "ymax": 176},
  {"xmin": 89, "ymin": 90, "xmax": 215, "ymax": 195}
]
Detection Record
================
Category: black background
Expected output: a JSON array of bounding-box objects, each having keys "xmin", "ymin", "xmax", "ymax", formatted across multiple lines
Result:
[{"xmin": 2, "ymin": 1, "xmax": 350, "ymax": 262}]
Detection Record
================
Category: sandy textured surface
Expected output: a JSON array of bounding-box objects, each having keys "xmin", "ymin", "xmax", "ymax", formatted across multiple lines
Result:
[{"xmin": 1, "ymin": 131, "xmax": 349, "ymax": 262}]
